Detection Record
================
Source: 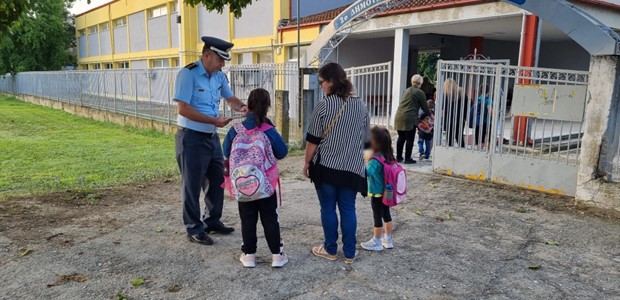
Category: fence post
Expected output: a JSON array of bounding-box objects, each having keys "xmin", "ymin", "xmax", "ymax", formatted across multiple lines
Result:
[
  {"xmin": 275, "ymin": 90, "xmax": 290, "ymax": 144},
  {"xmin": 135, "ymin": 72, "xmax": 138, "ymax": 118},
  {"xmin": 302, "ymin": 89, "xmax": 315, "ymax": 148},
  {"xmin": 576, "ymin": 55, "xmax": 620, "ymax": 208}
]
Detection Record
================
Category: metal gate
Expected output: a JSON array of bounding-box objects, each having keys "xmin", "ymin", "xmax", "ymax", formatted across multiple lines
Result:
[
  {"xmin": 345, "ymin": 62, "xmax": 392, "ymax": 127},
  {"xmin": 434, "ymin": 60, "xmax": 589, "ymax": 196}
]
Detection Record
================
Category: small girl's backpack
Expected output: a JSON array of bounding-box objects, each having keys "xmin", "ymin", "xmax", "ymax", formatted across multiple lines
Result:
[
  {"xmin": 372, "ymin": 156, "xmax": 407, "ymax": 207},
  {"xmin": 224, "ymin": 123, "xmax": 280, "ymax": 202}
]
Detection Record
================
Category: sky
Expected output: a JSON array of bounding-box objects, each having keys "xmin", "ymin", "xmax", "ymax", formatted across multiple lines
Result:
[{"xmin": 70, "ymin": 0, "xmax": 114, "ymax": 15}]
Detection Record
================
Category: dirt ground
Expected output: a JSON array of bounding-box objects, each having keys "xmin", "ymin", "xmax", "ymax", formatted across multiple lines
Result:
[{"xmin": 1, "ymin": 156, "xmax": 620, "ymax": 300}]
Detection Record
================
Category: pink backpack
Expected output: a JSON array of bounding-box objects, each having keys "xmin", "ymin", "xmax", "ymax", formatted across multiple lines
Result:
[
  {"xmin": 372, "ymin": 156, "xmax": 407, "ymax": 207},
  {"xmin": 224, "ymin": 123, "xmax": 280, "ymax": 202}
]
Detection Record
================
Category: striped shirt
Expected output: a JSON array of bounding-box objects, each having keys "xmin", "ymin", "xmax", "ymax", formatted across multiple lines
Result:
[{"xmin": 306, "ymin": 94, "xmax": 370, "ymax": 194}]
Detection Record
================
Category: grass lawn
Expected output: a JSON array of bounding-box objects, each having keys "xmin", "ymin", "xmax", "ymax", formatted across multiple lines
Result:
[{"xmin": 0, "ymin": 96, "xmax": 178, "ymax": 197}]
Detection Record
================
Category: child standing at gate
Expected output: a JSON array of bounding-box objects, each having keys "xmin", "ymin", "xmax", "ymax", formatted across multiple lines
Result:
[
  {"xmin": 222, "ymin": 88, "xmax": 289, "ymax": 268},
  {"xmin": 418, "ymin": 100, "xmax": 435, "ymax": 160},
  {"xmin": 361, "ymin": 127, "xmax": 396, "ymax": 251}
]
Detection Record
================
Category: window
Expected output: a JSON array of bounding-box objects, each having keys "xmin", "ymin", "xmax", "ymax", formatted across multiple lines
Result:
[
  {"xmin": 88, "ymin": 26, "xmax": 98, "ymax": 34},
  {"xmin": 236, "ymin": 54, "xmax": 245, "ymax": 65},
  {"xmin": 149, "ymin": 5, "xmax": 168, "ymax": 18},
  {"xmin": 152, "ymin": 59, "xmax": 169, "ymax": 68},
  {"xmin": 114, "ymin": 17, "xmax": 126, "ymax": 28},
  {"xmin": 91, "ymin": 64, "xmax": 101, "ymax": 70},
  {"xmin": 171, "ymin": 58, "xmax": 179, "ymax": 67},
  {"xmin": 99, "ymin": 22, "xmax": 109, "ymax": 31},
  {"xmin": 288, "ymin": 45, "xmax": 309, "ymax": 61},
  {"xmin": 103, "ymin": 63, "xmax": 114, "ymax": 69},
  {"xmin": 78, "ymin": 30, "xmax": 86, "ymax": 37},
  {"xmin": 170, "ymin": 3, "xmax": 179, "ymax": 13},
  {"xmin": 256, "ymin": 52, "xmax": 272, "ymax": 64},
  {"xmin": 117, "ymin": 61, "xmax": 129, "ymax": 69}
]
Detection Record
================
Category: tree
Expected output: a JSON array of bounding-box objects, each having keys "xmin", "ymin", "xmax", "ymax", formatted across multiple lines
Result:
[
  {"xmin": 182, "ymin": 0, "xmax": 253, "ymax": 18},
  {"xmin": 417, "ymin": 52, "xmax": 441, "ymax": 82},
  {"xmin": 0, "ymin": 0, "xmax": 30, "ymax": 33},
  {"xmin": 0, "ymin": 0, "xmax": 76, "ymax": 75}
]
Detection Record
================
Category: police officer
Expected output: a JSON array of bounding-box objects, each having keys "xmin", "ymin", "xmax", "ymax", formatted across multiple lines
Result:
[{"xmin": 174, "ymin": 36, "xmax": 248, "ymax": 245}]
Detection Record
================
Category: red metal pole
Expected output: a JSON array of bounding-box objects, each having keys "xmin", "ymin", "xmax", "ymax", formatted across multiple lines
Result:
[{"xmin": 514, "ymin": 14, "xmax": 538, "ymax": 145}]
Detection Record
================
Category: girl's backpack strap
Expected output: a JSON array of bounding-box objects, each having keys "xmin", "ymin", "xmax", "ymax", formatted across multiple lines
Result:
[{"xmin": 371, "ymin": 155, "xmax": 387, "ymax": 166}]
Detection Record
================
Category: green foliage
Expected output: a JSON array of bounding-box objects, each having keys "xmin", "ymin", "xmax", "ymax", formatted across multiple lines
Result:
[
  {"xmin": 183, "ymin": 0, "xmax": 254, "ymax": 18},
  {"xmin": 0, "ymin": 0, "xmax": 29, "ymax": 33},
  {"xmin": 417, "ymin": 52, "xmax": 441, "ymax": 82},
  {"xmin": 0, "ymin": 96, "xmax": 178, "ymax": 197},
  {"xmin": 0, "ymin": 0, "xmax": 76, "ymax": 75}
]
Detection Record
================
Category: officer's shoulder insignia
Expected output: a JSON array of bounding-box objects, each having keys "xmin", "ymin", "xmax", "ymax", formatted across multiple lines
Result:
[{"xmin": 184, "ymin": 62, "xmax": 198, "ymax": 70}]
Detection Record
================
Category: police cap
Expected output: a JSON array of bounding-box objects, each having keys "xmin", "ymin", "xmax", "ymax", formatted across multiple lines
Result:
[{"xmin": 201, "ymin": 36, "xmax": 234, "ymax": 61}]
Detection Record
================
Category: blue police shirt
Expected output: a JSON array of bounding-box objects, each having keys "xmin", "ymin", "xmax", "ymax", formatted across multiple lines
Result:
[{"xmin": 173, "ymin": 59, "xmax": 234, "ymax": 133}]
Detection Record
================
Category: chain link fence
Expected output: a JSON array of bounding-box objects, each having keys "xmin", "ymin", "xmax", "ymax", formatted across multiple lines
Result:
[{"xmin": 0, "ymin": 63, "xmax": 303, "ymax": 142}]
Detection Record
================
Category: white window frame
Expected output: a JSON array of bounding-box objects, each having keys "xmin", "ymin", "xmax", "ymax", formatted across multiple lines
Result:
[
  {"xmin": 88, "ymin": 26, "xmax": 98, "ymax": 35},
  {"xmin": 117, "ymin": 62, "xmax": 130, "ymax": 69},
  {"xmin": 151, "ymin": 59, "xmax": 169, "ymax": 68},
  {"xmin": 114, "ymin": 17, "xmax": 127, "ymax": 28},
  {"xmin": 99, "ymin": 22, "xmax": 109, "ymax": 31},
  {"xmin": 171, "ymin": 58, "xmax": 179, "ymax": 67},
  {"xmin": 91, "ymin": 64, "xmax": 101, "ymax": 70},
  {"xmin": 149, "ymin": 5, "xmax": 168, "ymax": 19},
  {"xmin": 288, "ymin": 45, "xmax": 309, "ymax": 61},
  {"xmin": 170, "ymin": 3, "xmax": 179, "ymax": 13},
  {"xmin": 103, "ymin": 63, "xmax": 114, "ymax": 69},
  {"xmin": 78, "ymin": 29, "xmax": 86, "ymax": 37}
]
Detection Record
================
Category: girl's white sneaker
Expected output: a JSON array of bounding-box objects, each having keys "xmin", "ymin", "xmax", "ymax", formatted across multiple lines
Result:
[
  {"xmin": 272, "ymin": 252, "xmax": 289, "ymax": 268},
  {"xmin": 240, "ymin": 253, "xmax": 256, "ymax": 268},
  {"xmin": 361, "ymin": 238, "xmax": 384, "ymax": 251},
  {"xmin": 382, "ymin": 236, "xmax": 394, "ymax": 249}
]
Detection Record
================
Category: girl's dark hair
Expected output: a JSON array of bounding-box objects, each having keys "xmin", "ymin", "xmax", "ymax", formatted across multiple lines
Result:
[
  {"xmin": 318, "ymin": 62, "xmax": 353, "ymax": 98},
  {"xmin": 370, "ymin": 126, "xmax": 396, "ymax": 163},
  {"xmin": 247, "ymin": 88, "xmax": 271, "ymax": 126}
]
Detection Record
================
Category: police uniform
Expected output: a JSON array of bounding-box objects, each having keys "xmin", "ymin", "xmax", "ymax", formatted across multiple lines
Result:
[{"xmin": 174, "ymin": 36, "xmax": 235, "ymax": 241}]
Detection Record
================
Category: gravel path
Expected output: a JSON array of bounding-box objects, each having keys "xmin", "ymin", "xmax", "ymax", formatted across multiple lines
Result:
[{"xmin": 1, "ymin": 156, "xmax": 619, "ymax": 299}]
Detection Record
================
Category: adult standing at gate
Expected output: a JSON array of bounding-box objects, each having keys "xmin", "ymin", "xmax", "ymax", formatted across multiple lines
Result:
[
  {"xmin": 174, "ymin": 36, "xmax": 248, "ymax": 245},
  {"xmin": 394, "ymin": 74, "xmax": 432, "ymax": 164}
]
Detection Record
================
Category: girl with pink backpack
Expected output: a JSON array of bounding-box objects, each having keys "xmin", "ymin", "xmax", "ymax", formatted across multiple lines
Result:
[
  {"xmin": 361, "ymin": 127, "xmax": 407, "ymax": 251},
  {"xmin": 222, "ymin": 88, "xmax": 288, "ymax": 268}
]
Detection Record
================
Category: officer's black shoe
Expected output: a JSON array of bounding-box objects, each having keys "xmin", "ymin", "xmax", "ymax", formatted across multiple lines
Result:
[
  {"xmin": 206, "ymin": 223, "xmax": 235, "ymax": 235},
  {"xmin": 187, "ymin": 232, "xmax": 214, "ymax": 245},
  {"xmin": 404, "ymin": 158, "xmax": 417, "ymax": 164}
]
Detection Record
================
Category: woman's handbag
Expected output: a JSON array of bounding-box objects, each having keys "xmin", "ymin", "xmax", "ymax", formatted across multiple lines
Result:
[{"xmin": 309, "ymin": 98, "xmax": 348, "ymax": 181}]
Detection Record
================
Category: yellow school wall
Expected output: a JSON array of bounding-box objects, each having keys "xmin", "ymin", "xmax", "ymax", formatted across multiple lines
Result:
[{"xmin": 76, "ymin": 0, "xmax": 183, "ymax": 69}]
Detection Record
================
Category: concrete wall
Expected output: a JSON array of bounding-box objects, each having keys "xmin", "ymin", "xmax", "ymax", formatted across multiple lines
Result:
[
  {"xmin": 198, "ymin": 6, "xmax": 229, "ymax": 40},
  {"xmin": 233, "ymin": 0, "xmax": 273, "ymax": 38},
  {"xmin": 114, "ymin": 27, "xmax": 128, "ymax": 54},
  {"xmin": 131, "ymin": 60, "xmax": 148, "ymax": 69},
  {"xmin": 330, "ymin": 37, "xmax": 395, "ymax": 68},
  {"xmin": 538, "ymin": 40, "xmax": 591, "ymax": 71},
  {"xmin": 100, "ymin": 30, "xmax": 112, "ymax": 55},
  {"xmin": 148, "ymin": 15, "xmax": 169, "ymax": 50},
  {"xmin": 88, "ymin": 34, "xmax": 99, "ymax": 57},
  {"xmin": 292, "ymin": 0, "xmax": 353, "ymax": 17},
  {"xmin": 129, "ymin": 11, "xmax": 146, "ymax": 52}
]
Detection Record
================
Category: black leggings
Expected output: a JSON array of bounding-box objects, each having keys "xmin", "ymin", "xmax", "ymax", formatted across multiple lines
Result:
[
  {"xmin": 238, "ymin": 193, "xmax": 282, "ymax": 254},
  {"xmin": 396, "ymin": 129, "xmax": 416, "ymax": 160},
  {"xmin": 371, "ymin": 197, "xmax": 392, "ymax": 227}
]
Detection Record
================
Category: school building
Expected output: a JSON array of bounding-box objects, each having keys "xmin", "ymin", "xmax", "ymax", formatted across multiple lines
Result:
[{"xmin": 74, "ymin": 0, "xmax": 356, "ymax": 69}]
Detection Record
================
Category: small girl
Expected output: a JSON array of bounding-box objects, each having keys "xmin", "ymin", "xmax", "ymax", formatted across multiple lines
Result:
[
  {"xmin": 361, "ymin": 126, "xmax": 395, "ymax": 251},
  {"xmin": 418, "ymin": 99, "xmax": 435, "ymax": 160},
  {"xmin": 222, "ymin": 88, "xmax": 289, "ymax": 268}
]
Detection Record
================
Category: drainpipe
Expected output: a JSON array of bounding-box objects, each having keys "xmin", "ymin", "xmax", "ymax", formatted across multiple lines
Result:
[{"xmin": 177, "ymin": 0, "xmax": 183, "ymax": 66}]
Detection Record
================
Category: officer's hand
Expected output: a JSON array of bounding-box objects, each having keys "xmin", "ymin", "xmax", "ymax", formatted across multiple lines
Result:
[{"xmin": 214, "ymin": 117, "xmax": 233, "ymax": 127}]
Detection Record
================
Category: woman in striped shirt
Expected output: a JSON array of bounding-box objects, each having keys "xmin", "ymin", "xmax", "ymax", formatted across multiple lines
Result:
[{"xmin": 304, "ymin": 62, "xmax": 370, "ymax": 264}]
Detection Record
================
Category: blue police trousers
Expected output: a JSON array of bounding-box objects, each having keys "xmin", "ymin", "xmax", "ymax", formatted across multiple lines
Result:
[{"xmin": 175, "ymin": 128, "xmax": 225, "ymax": 235}]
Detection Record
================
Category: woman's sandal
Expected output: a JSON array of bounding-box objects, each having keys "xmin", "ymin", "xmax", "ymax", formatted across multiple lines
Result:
[{"xmin": 311, "ymin": 245, "xmax": 338, "ymax": 261}]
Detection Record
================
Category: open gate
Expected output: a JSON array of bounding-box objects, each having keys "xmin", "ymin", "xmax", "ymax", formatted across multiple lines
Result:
[{"xmin": 434, "ymin": 60, "xmax": 589, "ymax": 196}]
